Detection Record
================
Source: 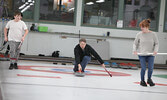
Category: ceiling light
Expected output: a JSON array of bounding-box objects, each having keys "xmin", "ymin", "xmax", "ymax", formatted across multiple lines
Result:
[
  {"xmin": 96, "ymin": 0, "xmax": 105, "ymax": 3},
  {"xmin": 86, "ymin": 2, "xmax": 94, "ymax": 5}
]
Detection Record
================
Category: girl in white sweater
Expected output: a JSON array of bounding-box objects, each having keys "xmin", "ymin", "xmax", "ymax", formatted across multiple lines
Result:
[{"xmin": 133, "ymin": 19, "xmax": 159, "ymax": 87}]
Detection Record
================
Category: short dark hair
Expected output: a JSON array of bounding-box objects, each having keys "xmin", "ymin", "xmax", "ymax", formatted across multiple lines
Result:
[
  {"xmin": 79, "ymin": 38, "xmax": 86, "ymax": 43},
  {"xmin": 14, "ymin": 11, "xmax": 21, "ymax": 16}
]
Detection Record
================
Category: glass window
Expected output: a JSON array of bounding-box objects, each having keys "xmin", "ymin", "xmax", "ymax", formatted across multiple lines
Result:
[
  {"xmin": 39, "ymin": 0, "xmax": 76, "ymax": 23},
  {"xmin": 164, "ymin": 1, "xmax": 167, "ymax": 32},
  {"xmin": 0, "ymin": 0, "xmax": 34, "ymax": 20},
  {"xmin": 83, "ymin": 0, "xmax": 118, "ymax": 27},
  {"xmin": 124, "ymin": 0, "xmax": 159, "ymax": 30}
]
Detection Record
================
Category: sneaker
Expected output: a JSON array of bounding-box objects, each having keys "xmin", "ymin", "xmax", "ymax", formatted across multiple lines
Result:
[
  {"xmin": 140, "ymin": 81, "xmax": 147, "ymax": 87},
  {"xmin": 9, "ymin": 63, "xmax": 14, "ymax": 70},
  {"xmin": 14, "ymin": 63, "xmax": 18, "ymax": 69},
  {"xmin": 147, "ymin": 79, "xmax": 155, "ymax": 86}
]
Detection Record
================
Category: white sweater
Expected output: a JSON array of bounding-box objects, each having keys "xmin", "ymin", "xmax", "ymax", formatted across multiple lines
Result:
[{"xmin": 133, "ymin": 31, "xmax": 159, "ymax": 56}]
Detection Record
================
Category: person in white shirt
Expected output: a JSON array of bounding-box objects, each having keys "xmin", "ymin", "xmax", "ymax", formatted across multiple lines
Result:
[
  {"xmin": 4, "ymin": 11, "xmax": 28, "ymax": 70},
  {"xmin": 133, "ymin": 19, "xmax": 159, "ymax": 87}
]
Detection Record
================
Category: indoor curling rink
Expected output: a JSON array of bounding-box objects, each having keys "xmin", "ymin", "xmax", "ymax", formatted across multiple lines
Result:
[{"xmin": 0, "ymin": 60, "xmax": 167, "ymax": 100}]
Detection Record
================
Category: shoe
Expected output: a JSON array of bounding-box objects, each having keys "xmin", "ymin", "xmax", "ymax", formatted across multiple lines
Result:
[
  {"xmin": 9, "ymin": 63, "xmax": 14, "ymax": 70},
  {"xmin": 14, "ymin": 63, "xmax": 18, "ymax": 69},
  {"xmin": 140, "ymin": 81, "xmax": 147, "ymax": 87},
  {"xmin": 147, "ymin": 79, "xmax": 155, "ymax": 86}
]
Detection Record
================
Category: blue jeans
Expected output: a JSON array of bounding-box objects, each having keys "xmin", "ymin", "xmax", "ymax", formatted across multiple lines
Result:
[
  {"xmin": 73, "ymin": 56, "xmax": 91, "ymax": 72},
  {"xmin": 138, "ymin": 56, "xmax": 155, "ymax": 81}
]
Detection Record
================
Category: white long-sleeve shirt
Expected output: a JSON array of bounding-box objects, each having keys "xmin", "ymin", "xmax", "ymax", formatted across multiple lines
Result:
[{"xmin": 133, "ymin": 31, "xmax": 159, "ymax": 56}]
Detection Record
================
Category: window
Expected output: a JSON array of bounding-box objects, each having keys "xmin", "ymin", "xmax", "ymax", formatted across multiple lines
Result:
[
  {"xmin": 83, "ymin": 0, "xmax": 118, "ymax": 27},
  {"xmin": 124, "ymin": 0, "xmax": 159, "ymax": 30},
  {"xmin": 39, "ymin": 0, "xmax": 76, "ymax": 24},
  {"xmin": 164, "ymin": 1, "xmax": 167, "ymax": 32},
  {"xmin": 0, "ymin": 0, "xmax": 34, "ymax": 20}
]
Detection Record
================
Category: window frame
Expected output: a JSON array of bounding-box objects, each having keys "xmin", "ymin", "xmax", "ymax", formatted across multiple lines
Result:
[
  {"xmin": 30, "ymin": 0, "xmax": 78, "ymax": 26},
  {"xmin": 164, "ymin": 0, "xmax": 167, "ymax": 32},
  {"xmin": 81, "ymin": 0, "xmax": 119, "ymax": 29},
  {"xmin": 81, "ymin": 0, "xmax": 161, "ymax": 31},
  {"xmin": 123, "ymin": 0, "xmax": 161, "ymax": 31}
]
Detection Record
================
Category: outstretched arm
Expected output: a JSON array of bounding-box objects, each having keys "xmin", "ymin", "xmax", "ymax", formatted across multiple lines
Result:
[
  {"xmin": 90, "ymin": 46, "xmax": 104, "ymax": 65},
  {"xmin": 101, "ymin": 63, "xmax": 106, "ymax": 68},
  {"xmin": 74, "ymin": 46, "xmax": 82, "ymax": 71}
]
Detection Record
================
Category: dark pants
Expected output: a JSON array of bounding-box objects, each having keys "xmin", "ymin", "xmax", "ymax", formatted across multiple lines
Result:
[
  {"xmin": 73, "ymin": 56, "xmax": 91, "ymax": 72},
  {"xmin": 138, "ymin": 56, "xmax": 155, "ymax": 81}
]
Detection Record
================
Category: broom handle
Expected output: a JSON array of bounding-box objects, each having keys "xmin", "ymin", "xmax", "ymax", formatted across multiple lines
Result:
[
  {"xmin": 103, "ymin": 67, "xmax": 112, "ymax": 77},
  {"xmin": 137, "ymin": 53, "xmax": 167, "ymax": 55}
]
